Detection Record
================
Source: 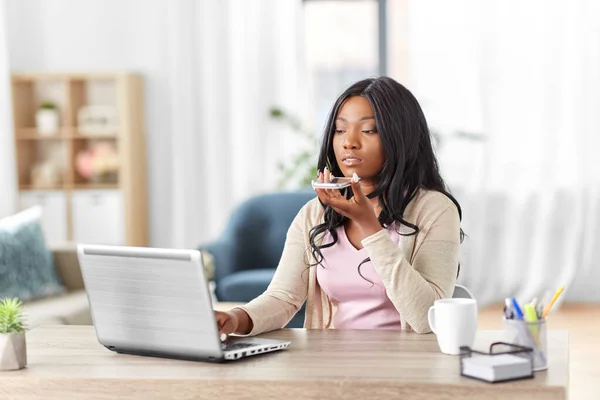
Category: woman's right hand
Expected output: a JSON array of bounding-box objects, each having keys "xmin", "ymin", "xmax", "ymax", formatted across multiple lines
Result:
[{"xmin": 215, "ymin": 311, "xmax": 239, "ymax": 338}]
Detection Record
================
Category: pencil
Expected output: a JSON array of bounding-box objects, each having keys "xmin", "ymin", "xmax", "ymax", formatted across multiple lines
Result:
[{"xmin": 542, "ymin": 286, "xmax": 565, "ymax": 319}]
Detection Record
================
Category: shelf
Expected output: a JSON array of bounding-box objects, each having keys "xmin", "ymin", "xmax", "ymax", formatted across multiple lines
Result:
[
  {"xmin": 73, "ymin": 133, "xmax": 119, "ymax": 139},
  {"xmin": 21, "ymin": 184, "xmax": 119, "ymax": 191},
  {"xmin": 15, "ymin": 128, "xmax": 119, "ymax": 140},
  {"xmin": 19, "ymin": 184, "xmax": 67, "ymax": 191},
  {"xmin": 12, "ymin": 74, "xmax": 70, "ymax": 83},
  {"xmin": 16, "ymin": 127, "xmax": 74, "ymax": 139},
  {"xmin": 70, "ymin": 184, "xmax": 119, "ymax": 190},
  {"xmin": 11, "ymin": 71, "xmax": 147, "ymax": 246},
  {"xmin": 12, "ymin": 72, "xmax": 121, "ymax": 82}
]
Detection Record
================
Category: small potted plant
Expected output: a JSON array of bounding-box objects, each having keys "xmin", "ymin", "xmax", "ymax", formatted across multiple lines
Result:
[
  {"xmin": 36, "ymin": 100, "xmax": 60, "ymax": 135},
  {"xmin": 0, "ymin": 298, "xmax": 27, "ymax": 371}
]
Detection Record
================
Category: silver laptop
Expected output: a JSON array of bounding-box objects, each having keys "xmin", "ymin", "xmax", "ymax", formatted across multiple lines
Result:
[{"xmin": 77, "ymin": 244, "xmax": 290, "ymax": 362}]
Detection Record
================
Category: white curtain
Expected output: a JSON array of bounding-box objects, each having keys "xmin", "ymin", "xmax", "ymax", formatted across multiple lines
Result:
[
  {"xmin": 407, "ymin": 0, "xmax": 600, "ymax": 305},
  {"xmin": 1, "ymin": 0, "xmax": 303, "ymax": 248},
  {"xmin": 166, "ymin": 0, "xmax": 304, "ymax": 248},
  {"xmin": 0, "ymin": 1, "xmax": 16, "ymax": 219}
]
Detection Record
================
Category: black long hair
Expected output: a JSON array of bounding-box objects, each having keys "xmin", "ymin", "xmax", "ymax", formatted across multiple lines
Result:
[{"xmin": 309, "ymin": 77, "xmax": 464, "ymax": 281}]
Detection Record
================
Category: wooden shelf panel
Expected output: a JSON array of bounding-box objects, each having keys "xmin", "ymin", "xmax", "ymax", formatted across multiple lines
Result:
[
  {"xmin": 73, "ymin": 133, "xmax": 119, "ymax": 139},
  {"xmin": 19, "ymin": 184, "xmax": 120, "ymax": 191},
  {"xmin": 12, "ymin": 72, "xmax": 121, "ymax": 81},
  {"xmin": 16, "ymin": 127, "xmax": 74, "ymax": 139},
  {"xmin": 12, "ymin": 75, "xmax": 70, "ymax": 84},
  {"xmin": 19, "ymin": 184, "xmax": 67, "ymax": 191},
  {"xmin": 70, "ymin": 184, "xmax": 119, "ymax": 190},
  {"xmin": 16, "ymin": 127, "xmax": 119, "ymax": 140}
]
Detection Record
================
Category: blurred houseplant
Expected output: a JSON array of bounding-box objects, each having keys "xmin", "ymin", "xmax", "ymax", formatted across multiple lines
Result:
[
  {"xmin": 75, "ymin": 141, "xmax": 119, "ymax": 184},
  {"xmin": 269, "ymin": 107, "xmax": 318, "ymax": 189},
  {"xmin": 0, "ymin": 298, "xmax": 27, "ymax": 371}
]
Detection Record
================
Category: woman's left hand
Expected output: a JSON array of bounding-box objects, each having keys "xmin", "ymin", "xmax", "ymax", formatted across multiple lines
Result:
[{"xmin": 315, "ymin": 169, "xmax": 381, "ymax": 236}]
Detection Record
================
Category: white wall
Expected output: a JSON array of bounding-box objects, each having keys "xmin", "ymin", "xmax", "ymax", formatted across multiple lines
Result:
[
  {"xmin": 5, "ymin": 0, "xmax": 175, "ymax": 246},
  {"xmin": 0, "ymin": 3, "xmax": 16, "ymax": 219}
]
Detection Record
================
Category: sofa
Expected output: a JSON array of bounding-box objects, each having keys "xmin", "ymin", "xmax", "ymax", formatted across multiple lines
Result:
[
  {"xmin": 199, "ymin": 190, "xmax": 316, "ymax": 328},
  {"xmin": 0, "ymin": 206, "xmax": 92, "ymax": 329},
  {"xmin": 22, "ymin": 246, "xmax": 92, "ymax": 328}
]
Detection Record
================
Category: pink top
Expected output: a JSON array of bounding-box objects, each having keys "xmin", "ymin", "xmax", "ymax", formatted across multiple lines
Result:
[{"xmin": 316, "ymin": 225, "xmax": 402, "ymax": 330}]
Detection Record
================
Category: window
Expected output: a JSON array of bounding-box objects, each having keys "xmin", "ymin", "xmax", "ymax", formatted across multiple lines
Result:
[{"xmin": 303, "ymin": 0, "xmax": 380, "ymax": 129}]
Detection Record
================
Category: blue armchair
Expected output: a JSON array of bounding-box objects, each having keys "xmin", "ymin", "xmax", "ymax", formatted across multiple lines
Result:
[{"xmin": 199, "ymin": 190, "xmax": 316, "ymax": 328}]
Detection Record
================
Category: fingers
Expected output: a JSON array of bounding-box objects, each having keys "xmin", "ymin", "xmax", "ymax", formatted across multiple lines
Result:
[
  {"xmin": 321, "ymin": 168, "xmax": 341, "ymax": 197},
  {"xmin": 220, "ymin": 320, "xmax": 236, "ymax": 337},
  {"xmin": 215, "ymin": 312, "xmax": 235, "ymax": 338},
  {"xmin": 324, "ymin": 167, "xmax": 333, "ymax": 183},
  {"xmin": 315, "ymin": 167, "xmax": 349, "ymax": 211},
  {"xmin": 316, "ymin": 169, "xmax": 334, "ymax": 203},
  {"xmin": 350, "ymin": 175, "xmax": 367, "ymax": 204},
  {"xmin": 315, "ymin": 170, "xmax": 328, "ymax": 203},
  {"xmin": 215, "ymin": 312, "xmax": 226, "ymax": 333}
]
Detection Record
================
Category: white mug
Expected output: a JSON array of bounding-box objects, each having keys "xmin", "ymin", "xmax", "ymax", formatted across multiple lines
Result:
[{"xmin": 428, "ymin": 298, "xmax": 478, "ymax": 355}]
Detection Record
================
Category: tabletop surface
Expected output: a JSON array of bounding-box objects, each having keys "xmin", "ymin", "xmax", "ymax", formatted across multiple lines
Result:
[{"xmin": 0, "ymin": 325, "xmax": 569, "ymax": 400}]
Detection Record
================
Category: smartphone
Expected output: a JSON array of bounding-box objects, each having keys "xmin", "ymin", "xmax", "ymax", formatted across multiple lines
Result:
[{"xmin": 311, "ymin": 177, "xmax": 359, "ymax": 189}]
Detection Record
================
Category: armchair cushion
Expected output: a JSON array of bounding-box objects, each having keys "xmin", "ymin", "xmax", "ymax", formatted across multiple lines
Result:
[
  {"xmin": 218, "ymin": 269, "xmax": 276, "ymax": 302},
  {"xmin": 199, "ymin": 190, "xmax": 316, "ymax": 328},
  {"xmin": 218, "ymin": 268, "xmax": 306, "ymax": 328},
  {"xmin": 200, "ymin": 191, "xmax": 316, "ymax": 287}
]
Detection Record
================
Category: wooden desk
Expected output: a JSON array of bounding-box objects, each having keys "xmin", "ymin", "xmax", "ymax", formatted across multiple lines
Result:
[{"xmin": 0, "ymin": 326, "xmax": 568, "ymax": 400}]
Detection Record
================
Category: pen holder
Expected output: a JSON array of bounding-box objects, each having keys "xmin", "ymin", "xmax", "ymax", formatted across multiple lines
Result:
[{"xmin": 502, "ymin": 317, "xmax": 547, "ymax": 371}]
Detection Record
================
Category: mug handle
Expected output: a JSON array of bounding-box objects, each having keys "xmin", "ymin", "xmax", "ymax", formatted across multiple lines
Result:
[{"xmin": 428, "ymin": 306, "xmax": 437, "ymax": 334}]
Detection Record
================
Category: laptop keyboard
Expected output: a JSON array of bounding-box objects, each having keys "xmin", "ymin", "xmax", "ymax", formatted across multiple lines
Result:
[{"xmin": 222, "ymin": 342, "xmax": 255, "ymax": 352}]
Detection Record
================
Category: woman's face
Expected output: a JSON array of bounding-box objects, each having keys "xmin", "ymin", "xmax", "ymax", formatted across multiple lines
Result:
[{"xmin": 332, "ymin": 96, "xmax": 385, "ymax": 183}]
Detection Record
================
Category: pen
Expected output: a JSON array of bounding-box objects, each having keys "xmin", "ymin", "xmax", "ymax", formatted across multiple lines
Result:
[
  {"xmin": 523, "ymin": 304, "xmax": 538, "ymax": 322},
  {"xmin": 542, "ymin": 286, "xmax": 565, "ymax": 319},
  {"xmin": 536, "ymin": 303, "xmax": 543, "ymax": 320},
  {"xmin": 523, "ymin": 303, "xmax": 540, "ymax": 343},
  {"xmin": 530, "ymin": 297, "xmax": 538, "ymax": 307},
  {"xmin": 511, "ymin": 298, "xmax": 524, "ymax": 320},
  {"xmin": 504, "ymin": 298, "xmax": 513, "ymax": 319}
]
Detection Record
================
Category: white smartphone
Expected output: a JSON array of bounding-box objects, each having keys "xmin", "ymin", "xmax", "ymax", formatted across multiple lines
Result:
[{"xmin": 311, "ymin": 177, "xmax": 359, "ymax": 189}]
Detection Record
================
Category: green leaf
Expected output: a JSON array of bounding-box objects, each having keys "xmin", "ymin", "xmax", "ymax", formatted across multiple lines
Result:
[
  {"xmin": 269, "ymin": 106, "xmax": 321, "ymax": 188},
  {"xmin": 0, "ymin": 297, "xmax": 26, "ymax": 333},
  {"xmin": 269, "ymin": 107, "xmax": 284, "ymax": 119},
  {"xmin": 39, "ymin": 101, "xmax": 57, "ymax": 110}
]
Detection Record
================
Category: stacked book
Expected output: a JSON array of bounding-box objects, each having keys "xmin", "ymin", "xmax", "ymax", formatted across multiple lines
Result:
[{"xmin": 462, "ymin": 353, "xmax": 533, "ymax": 383}]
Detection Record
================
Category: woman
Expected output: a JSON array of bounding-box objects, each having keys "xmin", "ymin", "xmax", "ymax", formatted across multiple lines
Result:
[{"xmin": 215, "ymin": 76, "xmax": 463, "ymax": 335}]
